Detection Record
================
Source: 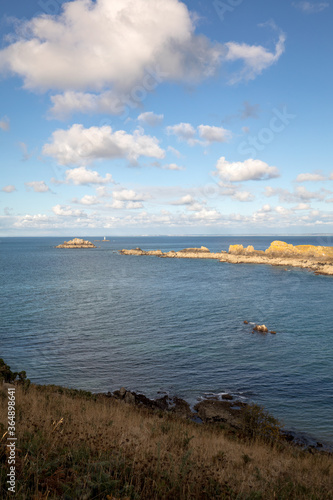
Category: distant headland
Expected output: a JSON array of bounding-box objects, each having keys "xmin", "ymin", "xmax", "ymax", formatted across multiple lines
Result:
[
  {"xmin": 56, "ymin": 238, "xmax": 96, "ymax": 249},
  {"xmin": 120, "ymin": 240, "xmax": 333, "ymax": 276}
]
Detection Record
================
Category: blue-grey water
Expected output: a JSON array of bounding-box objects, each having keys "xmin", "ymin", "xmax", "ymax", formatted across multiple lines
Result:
[{"xmin": 1, "ymin": 236, "xmax": 332, "ymax": 446}]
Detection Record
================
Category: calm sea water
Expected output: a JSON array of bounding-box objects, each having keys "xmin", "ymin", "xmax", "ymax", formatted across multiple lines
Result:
[{"xmin": 1, "ymin": 236, "xmax": 332, "ymax": 445}]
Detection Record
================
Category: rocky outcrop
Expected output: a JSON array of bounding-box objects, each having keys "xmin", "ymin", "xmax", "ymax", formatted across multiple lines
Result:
[
  {"xmin": 220, "ymin": 241, "xmax": 333, "ymax": 276},
  {"xmin": 112, "ymin": 387, "xmax": 193, "ymax": 419},
  {"xmin": 56, "ymin": 238, "xmax": 96, "ymax": 249},
  {"xmin": 120, "ymin": 247, "xmax": 224, "ymax": 260},
  {"xmin": 119, "ymin": 241, "xmax": 333, "ymax": 275},
  {"xmin": 194, "ymin": 399, "xmax": 246, "ymax": 427},
  {"xmin": 253, "ymin": 325, "xmax": 269, "ymax": 333}
]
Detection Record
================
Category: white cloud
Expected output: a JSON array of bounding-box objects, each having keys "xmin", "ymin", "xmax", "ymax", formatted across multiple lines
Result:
[
  {"xmin": 265, "ymin": 185, "xmax": 327, "ymax": 202},
  {"xmin": 64, "ymin": 167, "xmax": 113, "ymax": 186},
  {"xmin": 167, "ymin": 122, "xmax": 232, "ymax": 146},
  {"xmin": 293, "ymin": 203, "xmax": 311, "ymax": 210},
  {"xmin": 329, "ymin": 172, "xmax": 333, "ymax": 180},
  {"xmin": 0, "ymin": 116, "xmax": 10, "ymax": 131},
  {"xmin": 216, "ymin": 157, "xmax": 280, "ymax": 182},
  {"xmin": 138, "ymin": 112, "xmax": 164, "ymax": 127},
  {"xmin": 112, "ymin": 189, "xmax": 151, "ymax": 202},
  {"xmin": 225, "ymin": 32, "xmax": 286, "ymax": 84},
  {"xmin": 296, "ymin": 172, "xmax": 326, "ymax": 182},
  {"xmin": 232, "ymin": 190, "xmax": 255, "ymax": 202},
  {"xmin": 275, "ymin": 206, "xmax": 292, "ymax": 215},
  {"xmin": 50, "ymin": 91, "xmax": 122, "ymax": 119},
  {"xmin": 2, "ymin": 185, "xmax": 16, "ymax": 193},
  {"xmin": 52, "ymin": 205, "xmax": 87, "ymax": 217},
  {"xmin": 198, "ymin": 125, "xmax": 231, "ymax": 143},
  {"xmin": 95, "ymin": 186, "xmax": 111, "ymax": 198},
  {"xmin": 73, "ymin": 195, "xmax": 100, "ymax": 206},
  {"xmin": 161, "ymin": 163, "xmax": 185, "ymax": 171},
  {"xmin": 167, "ymin": 146, "xmax": 182, "ymax": 158},
  {"xmin": 172, "ymin": 194, "xmax": 196, "ymax": 205},
  {"xmin": 13, "ymin": 214, "xmax": 49, "ymax": 228},
  {"xmin": 25, "ymin": 181, "xmax": 50, "ymax": 192},
  {"xmin": 43, "ymin": 124, "xmax": 165, "ymax": 166},
  {"xmin": 107, "ymin": 200, "xmax": 144, "ymax": 210},
  {"xmin": 0, "ymin": 1, "xmax": 286, "ymax": 118},
  {"xmin": 295, "ymin": 186, "xmax": 327, "ymax": 201},
  {"xmin": 166, "ymin": 123, "xmax": 196, "ymax": 142},
  {"xmin": 0, "ymin": 0, "xmax": 222, "ymax": 114},
  {"xmin": 126, "ymin": 201, "xmax": 144, "ymax": 210},
  {"xmin": 292, "ymin": 2, "xmax": 329, "ymax": 13}
]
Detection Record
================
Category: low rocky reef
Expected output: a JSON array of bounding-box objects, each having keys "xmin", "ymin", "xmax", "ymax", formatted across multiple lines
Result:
[
  {"xmin": 120, "ymin": 240, "xmax": 333, "ymax": 275},
  {"xmin": 120, "ymin": 246, "xmax": 224, "ymax": 259},
  {"xmin": 56, "ymin": 238, "xmax": 96, "ymax": 249}
]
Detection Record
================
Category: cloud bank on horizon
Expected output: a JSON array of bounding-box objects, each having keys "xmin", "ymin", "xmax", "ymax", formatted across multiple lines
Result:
[{"xmin": 0, "ymin": 0, "xmax": 332, "ymax": 235}]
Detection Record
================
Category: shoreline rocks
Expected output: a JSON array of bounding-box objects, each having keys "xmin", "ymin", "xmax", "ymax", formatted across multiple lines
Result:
[
  {"xmin": 109, "ymin": 386, "xmax": 331, "ymax": 452},
  {"xmin": 119, "ymin": 240, "xmax": 333, "ymax": 275},
  {"xmin": 56, "ymin": 238, "xmax": 96, "ymax": 249}
]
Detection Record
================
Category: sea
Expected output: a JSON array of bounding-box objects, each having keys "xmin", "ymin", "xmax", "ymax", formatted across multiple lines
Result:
[{"xmin": 1, "ymin": 236, "xmax": 332, "ymax": 446}]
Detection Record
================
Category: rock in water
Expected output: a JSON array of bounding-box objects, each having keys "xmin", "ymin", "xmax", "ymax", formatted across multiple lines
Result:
[
  {"xmin": 253, "ymin": 325, "xmax": 269, "ymax": 333},
  {"xmin": 56, "ymin": 238, "xmax": 96, "ymax": 249}
]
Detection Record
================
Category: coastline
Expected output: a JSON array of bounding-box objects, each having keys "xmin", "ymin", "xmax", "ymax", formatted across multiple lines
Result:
[
  {"xmin": 119, "ymin": 240, "xmax": 333, "ymax": 276},
  {"xmin": 2, "ymin": 360, "xmax": 333, "ymax": 499}
]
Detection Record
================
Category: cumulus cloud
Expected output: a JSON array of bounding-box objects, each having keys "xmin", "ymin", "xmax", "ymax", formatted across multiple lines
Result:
[
  {"xmin": 167, "ymin": 123, "xmax": 232, "ymax": 145},
  {"xmin": 293, "ymin": 203, "xmax": 311, "ymax": 210},
  {"xmin": 25, "ymin": 181, "xmax": 50, "ymax": 192},
  {"xmin": 232, "ymin": 190, "xmax": 255, "ymax": 202},
  {"xmin": 0, "ymin": 0, "xmax": 222, "ymax": 117},
  {"xmin": 73, "ymin": 195, "xmax": 100, "ymax": 206},
  {"xmin": 0, "ymin": 1, "xmax": 287, "ymax": 117},
  {"xmin": 2, "ymin": 185, "xmax": 16, "ymax": 193},
  {"xmin": 198, "ymin": 125, "xmax": 231, "ymax": 143},
  {"xmin": 138, "ymin": 112, "xmax": 164, "ymax": 127},
  {"xmin": 13, "ymin": 214, "xmax": 50, "ymax": 228},
  {"xmin": 60, "ymin": 167, "xmax": 113, "ymax": 186},
  {"xmin": 216, "ymin": 157, "xmax": 280, "ymax": 182},
  {"xmin": 0, "ymin": 116, "xmax": 10, "ymax": 131},
  {"xmin": 225, "ymin": 32, "xmax": 286, "ymax": 84},
  {"xmin": 265, "ymin": 185, "xmax": 327, "ymax": 202},
  {"xmin": 43, "ymin": 124, "xmax": 165, "ymax": 166},
  {"xmin": 172, "ymin": 194, "xmax": 196, "ymax": 205},
  {"xmin": 112, "ymin": 189, "xmax": 151, "ymax": 202},
  {"xmin": 52, "ymin": 205, "xmax": 87, "ymax": 217},
  {"xmin": 50, "ymin": 91, "xmax": 122, "ymax": 119},
  {"xmin": 292, "ymin": 2, "xmax": 329, "ymax": 13},
  {"xmin": 296, "ymin": 172, "xmax": 326, "ymax": 182},
  {"xmin": 166, "ymin": 123, "xmax": 196, "ymax": 142}
]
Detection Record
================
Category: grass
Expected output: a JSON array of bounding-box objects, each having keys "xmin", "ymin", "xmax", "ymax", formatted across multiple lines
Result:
[{"xmin": 1, "ymin": 380, "xmax": 333, "ymax": 499}]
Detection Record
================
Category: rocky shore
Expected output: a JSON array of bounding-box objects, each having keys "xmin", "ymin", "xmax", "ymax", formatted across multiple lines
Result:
[
  {"xmin": 56, "ymin": 237, "xmax": 96, "ymax": 248},
  {"xmin": 120, "ymin": 240, "xmax": 333, "ymax": 275},
  {"xmin": 107, "ymin": 386, "xmax": 331, "ymax": 452}
]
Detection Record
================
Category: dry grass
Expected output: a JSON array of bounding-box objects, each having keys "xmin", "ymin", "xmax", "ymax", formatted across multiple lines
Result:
[{"xmin": 1, "ymin": 383, "xmax": 332, "ymax": 499}]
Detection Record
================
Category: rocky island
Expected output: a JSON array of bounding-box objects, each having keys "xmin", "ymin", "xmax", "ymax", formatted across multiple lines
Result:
[
  {"xmin": 120, "ymin": 240, "xmax": 333, "ymax": 275},
  {"xmin": 56, "ymin": 237, "xmax": 96, "ymax": 249}
]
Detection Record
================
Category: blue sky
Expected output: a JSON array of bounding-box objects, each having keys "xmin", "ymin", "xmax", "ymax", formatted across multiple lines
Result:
[{"xmin": 0, "ymin": 0, "xmax": 332, "ymax": 236}]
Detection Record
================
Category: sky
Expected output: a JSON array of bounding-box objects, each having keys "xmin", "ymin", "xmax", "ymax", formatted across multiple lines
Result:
[{"xmin": 0, "ymin": 0, "xmax": 332, "ymax": 236}]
